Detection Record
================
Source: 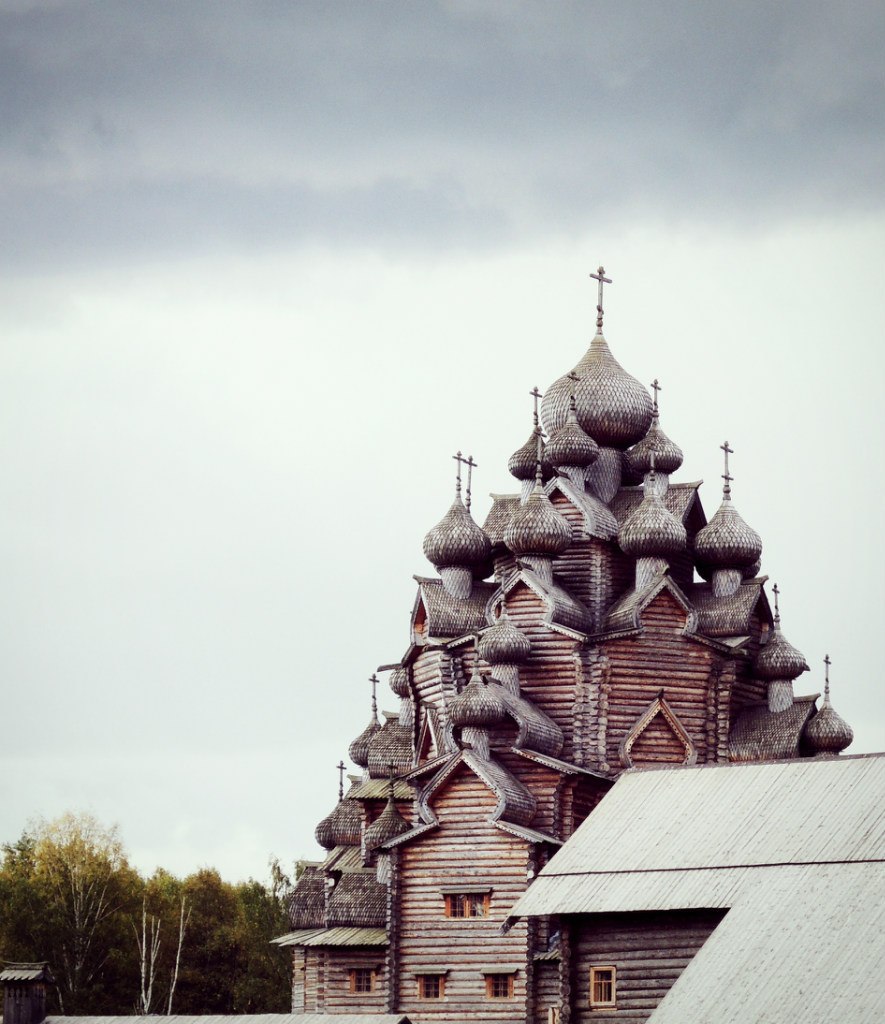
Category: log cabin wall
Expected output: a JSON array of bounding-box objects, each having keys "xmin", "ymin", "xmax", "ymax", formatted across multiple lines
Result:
[
  {"xmin": 599, "ymin": 591, "xmax": 720, "ymax": 769},
  {"xmin": 569, "ymin": 909, "xmax": 726, "ymax": 1024},
  {"xmin": 291, "ymin": 949, "xmax": 306, "ymax": 1012},
  {"xmin": 317, "ymin": 947, "xmax": 388, "ymax": 1014},
  {"xmin": 533, "ymin": 959, "xmax": 561, "ymax": 1024},
  {"xmin": 397, "ymin": 767, "xmax": 532, "ymax": 1022}
]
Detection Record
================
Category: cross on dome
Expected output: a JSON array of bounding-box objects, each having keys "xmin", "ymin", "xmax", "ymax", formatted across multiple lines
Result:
[
  {"xmin": 529, "ymin": 386, "xmax": 543, "ymax": 428},
  {"xmin": 452, "ymin": 450, "xmax": 469, "ymax": 495},
  {"xmin": 824, "ymin": 653, "xmax": 832, "ymax": 700},
  {"xmin": 464, "ymin": 454, "xmax": 477, "ymax": 512},
  {"xmin": 772, "ymin": 583, "xmax": 781, "ymax": 623},
  {"xmin": 336, "ymin": 759, "xmax": 347, "ymax": 800},
  {"xmin": 720, "ymin": 440, "xmax": 734, "ymax": 496},
  {"xmin": 369, "ymin": 673, "xmax": 379, "ymax": 716},
  {"xmin": 651, "ymin": 378, "xmax": 661, "ymax": 412},
  {"xmin": 589, "ymin": 265, "xmax": 612, "ymax": 332}
]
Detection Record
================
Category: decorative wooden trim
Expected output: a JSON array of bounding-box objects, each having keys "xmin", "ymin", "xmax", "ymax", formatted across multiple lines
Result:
[{"xmin": 618, "ymin": 693, "xmax": 698, "ymax": 769}]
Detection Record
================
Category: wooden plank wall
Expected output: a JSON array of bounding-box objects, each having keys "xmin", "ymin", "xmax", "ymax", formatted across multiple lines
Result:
[
  {"xmin": 319, "ymin": 948, "xmax": 388, "ymax": 1014},
  {"xmin": 396, "ymin": 767, "xmax": 532, "ymax": 1022},
  {"xmin": 533, "ymin": 960, "xmax": 561, "ymax": 1024},
  {"xmin": 569, "ymin": 910, "xmax": 726, "ymax": 1024},
  {"xmin": 598, "ymin": 591, "xmax": 720, "ymax": 769}
]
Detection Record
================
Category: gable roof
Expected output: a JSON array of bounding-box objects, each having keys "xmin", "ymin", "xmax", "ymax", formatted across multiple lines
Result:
[
  {"xmin": 499, "ymin": 566, "xmax": 592, "ymax": 635},
  {"xmin": 729, "ymin": 695, "xmax": 818, "ymax": 761},
  {"xmin": 546, "ymin": 477, "xmax": 619, "ymax": 540},
  {"xmin": 603, "ymin": 573, "xmax": 698, "ymax": 636},
  {"xmin": 412, "ymin": 577, "xmax": 497, "ymax": 640},
  {"xmin": 689, "ymin": 578, "xmax": 768, "ymax": 638},
  {"xmin": 610, "ymin": 481, "xmax": 703, "ymax": 528}
]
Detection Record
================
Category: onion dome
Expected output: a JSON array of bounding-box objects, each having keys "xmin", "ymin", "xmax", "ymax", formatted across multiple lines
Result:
[
  {"xmin": 625, "ymin": 380, "xmax": 683, "ymax": 476},
  {"xmin": 315, "ymin": 797, "xmax": 362, "ymax": 850},
  {"xmin": 755, "ymin": 586, "xmax": 809, "ymax": 681},
  {"xmin": 694, "ymin": 443, "xmax": 762, "ymax": 570},
  {"xmin": 804, "ymin": 655, "xmax": 854, "ymax": 755},
  {"xmin": 349, "ymin": 673, "xmax": 382, "ymax": 769},
  {"xmin": 477, "ymin": 613, "xmax": 531, "ymax": 666},
  {"xmin": 423, "ymin": 491, "xmax": 491, "ymax": 571},
  {"xmin": 367, "ymin": 715, "xmax": 414, "ymax": 778},
  {"xmin": 389, "ymin": 667, "xmax": 410, "ymax": 699},
  {"xmin": 547, "ymin": 394, "xmax": 600, "ymax": 469},
  {"xmin": 504, "ymin": 476, "xmax": 572, "ymax": 556},
  {"xmin": 364, "ymin": 792, "xmax": 410, "ymax": 851},
  {"xmin": 541, "ymin": 333, "xmax": 654, "ymax": 449},
  {"xmin": 618, "ymin": 466, "xmax": 687, "ymax": 558},
  {"xmin": 508, "ymin": 429, "xmax": 552, "ymax": 481},
  {"xmin": 449, "ymin": 671, "xmax": 508, "ymax": 728}
]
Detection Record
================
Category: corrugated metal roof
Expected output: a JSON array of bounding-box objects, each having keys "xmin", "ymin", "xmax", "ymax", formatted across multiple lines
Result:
[
  {"xmin": 301, "ymin": 926, "xmax": 388, "ymax": 947},
  {"xmin": 47, "ymin": 1017, "xmax": 409, "ymax": 1024},
  {"xmin": 270, "ymin": 928, "xmax": 325, "ymax": 947}
]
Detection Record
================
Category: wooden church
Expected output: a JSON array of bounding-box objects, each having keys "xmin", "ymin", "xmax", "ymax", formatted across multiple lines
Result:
[{"xmin": 278, "ymin": 270, "xmax": 855, "ymax": 1022}]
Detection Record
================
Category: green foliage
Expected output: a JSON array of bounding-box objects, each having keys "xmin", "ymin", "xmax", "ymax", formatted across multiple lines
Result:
[{"xmin": 0, "ymin": 814, "xmax": 298, "ymax": 1015}]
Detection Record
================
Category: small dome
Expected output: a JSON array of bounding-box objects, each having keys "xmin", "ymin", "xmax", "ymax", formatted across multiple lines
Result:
[
  {"xmin": 804, "ymin": 704, "xmax": 854, "ymax": 755},
  {"xmin": 423, "ymin": 494, "xmax": 492, "ymax": 570},
  {"xmin": 508, "ymin": 430, "xmax": 552, "ymax": 481},
  {"xmin": 504, "ymin": 480, "xmax": 572, "ymax": 556},
  {"xmin": 449, "ymin": 672, "xmax": 508, "ymax": 728},
  {"xmin": 389, "ymin": 667, "xmax": 410, "ymax": 699},
  {"xmin": 367, "ymin": 717, "xmax": 413, "ymax": 778},
  {"xmin": 755, "ymin": 625, "xmax": 809, "ymax": 681},
  {"xmin": 348, "ymin": 716, "xmax": 381, "ymax": 768},
  {"xmin": 618, "ymin": 480, "xmax": 687, "ymax": 559},
  {"xmin": 547, "ymin": 398, "xmax": 599, "ymax": 470},
  {"xmin": 478, "ymin": 616, "xmax": 531, "ymax": 666},
  {"xmin": 625, "ymin": 413, "xmax": 684, "ymax": 476},
  {"xmin": 364, "ymin": 795, "xmax": 411, "ymax": 851},
  {"xmin": 694, "ymin": 497, "xmax": 762, "ymax": 570},
  {"xmin": 315, "ymin": 798, "xmax": 362, "ymax": 850},
  {"xmin": 541, "ymin": 334, "xmax": 654, "ymax": 449}
]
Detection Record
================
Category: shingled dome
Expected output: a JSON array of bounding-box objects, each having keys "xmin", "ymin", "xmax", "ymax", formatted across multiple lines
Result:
[
  {"xmin": 509, "ymin": 430, "xmax": 552, "ymax": 481},
  {"xmin": 449, "ymin": 672, "xmax": 508, "ymax": 728},
  {"xmin": 478, "ymin": 615, "xmax": 532, "ymax": 666},
  {"xmin": 504, "ymin": 479, "xmax": 572, "ymax": 556},
  {"xmin": 618, "ymin": 478, "xmax": 687, "ymax": 558},
  {"xmin": 804, "ymin": 660, "xmax": 854, "ymax": 755},
  {"xmin": 315, "ymin": 798, "xmax": 362, "ymax": 850},
  {"xmin": 541, "ymin": 334, "xmax": 654, "ymax": 449},
  {"xmin": 423, "ymin": 493, "xmax": 491, "ymax": 570},
  {"xmin": 364, "ymin": 794, "xmax": 411, "ymax": 851},
  {"xmin": 348, "ymin": 715, "xmax": 381, "ymax": 768},
  {"xmin": 389, "ymin": 667, "xmax": 410, "ymax": 699},
  {"xmin": 625, "ymin": 412, "xmax": 684, "ymax": 476},
  {"xmin": 755, "ymin": 625, "xmax": 809, "ymax": 682},
  {"xmin": 694, "ymin": 497, "xmax": 762, "ymax": 569},
  {"xmin": 546, "ymin": 395, "xmax": 600, "ymax": 469}
]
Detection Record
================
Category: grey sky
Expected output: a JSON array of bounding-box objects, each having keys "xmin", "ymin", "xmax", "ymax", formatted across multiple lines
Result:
[{"xmin": 1, "ymin": 2, "xmax": 883, "ymax": 881}]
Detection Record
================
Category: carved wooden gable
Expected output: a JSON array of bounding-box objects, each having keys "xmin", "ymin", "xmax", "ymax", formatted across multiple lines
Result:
[{"xmin": 619, "ymin": 693, "xmax": 698, "ymax": 768}]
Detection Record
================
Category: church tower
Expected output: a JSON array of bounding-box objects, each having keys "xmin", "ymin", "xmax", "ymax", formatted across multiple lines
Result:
[{"xmin": 278, "ymin": 270, "xmax": 853, "ymax": 1022}]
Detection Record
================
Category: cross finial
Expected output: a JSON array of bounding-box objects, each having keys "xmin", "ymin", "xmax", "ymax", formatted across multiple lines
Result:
[
  {"xmin": 336, "ymin": 759, "xmax": 347, "ymax": 800},
  {"xmin": 535, "ymin": 429, "xmax": 544, "ymax": 487},
  {"xmin": 529, "ymin": 386, "xmax": 543, "ymax": 428},
  {"xmin": 369, "ymin": 673, "xmax": 379, "ymax": 719},
  {"xmin": 823, "ymin": 654, "xmax": 832, "ymax": 703},
  {"xmin": 464, "ymin": 454, "xmax": 477, "ymax": 512},
  {"xmin": 720, "ymin": 441, "xmax": 734, "ymax": 497},
  {"xmin": 589, "ymin": 266, "xmax": 612, "ymax": 333},
  {"xmin": 772, "ymin": 583, "xmax": 781, "ymax": 624},
  {"xmin": 651, "ymin": 378, "xmax": 661, "ymax": 413},
  {"xmin": 452, "ymin": 450, "xmax": 468, "ymax": 496},
  {"xmin": 386, "ymin": 762, "xmax": 396, "ymax": 800},
  {"xmin": 566, "ymin": 371, "xmax": 580, "ymax": 414}
]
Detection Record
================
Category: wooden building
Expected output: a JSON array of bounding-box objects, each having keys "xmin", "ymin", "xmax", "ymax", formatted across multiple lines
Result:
[{"xmin": 279, "ymin": 276, "xmax": 855, "ymax": 1022}]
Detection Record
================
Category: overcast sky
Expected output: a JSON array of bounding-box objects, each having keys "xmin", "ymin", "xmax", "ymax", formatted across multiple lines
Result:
[{"xmin": 2, "ymin": 1, "xmax": 884, "ymax": 883}]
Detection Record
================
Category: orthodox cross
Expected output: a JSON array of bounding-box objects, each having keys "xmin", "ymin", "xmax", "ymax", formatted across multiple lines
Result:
[
  {"xmin": 369, "ymin": 672, "xmax": 379, "ymax": 719},
  {"xmin": 651, "ymin": 378, "xmax": 661, "ymax": 413},
  {"xmin": 590, "ymin": 266, "xmax": 612, "ymax": 331},
  {"xmin": 529, "ymin": 386, "xmax": 543, "ymax": 428},
  {"xmin": 823, "ymin": 654, "xmax": 832, "ymax": 702},
  {"xmin": 567, "ymin": 370, "xmax": 580, "ymax": 411},
  {"xmin": 772, "ymin": 583, "xmax": 781, "ymax": 623},
  {"xmin": 720, "ymin": 440, "xmax": 734, "ymax": 495},
  {"xmin": 336, "ymin": 759, "xmax": 347, "ymax": 801},
  {"xmin": 452, "ymin": 450, "xmax": 468, "ymax": 496},
  {"xmin": 464, "ymin": 454, "xmax": 477, "ymax": 512}
]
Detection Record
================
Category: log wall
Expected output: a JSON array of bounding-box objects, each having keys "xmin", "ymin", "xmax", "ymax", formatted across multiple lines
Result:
[
  {"xmin": 569, "ymin": 910, "xmax": 726, "ymax": 1024},
  {"xmin": 396, "ymin": 766, "xmax": 532, "ymax": 1023}
]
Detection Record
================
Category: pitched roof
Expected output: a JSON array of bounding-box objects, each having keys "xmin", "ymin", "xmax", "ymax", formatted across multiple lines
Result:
[
  {"xmin": 46, "ymin": 1017, "xmax": 409, "ymax": 1024},
  {"xmin": 482, "ymin": 494, "xmax": 520, "ymax": 545},
  {"xmin": 413, "ymin": 577, "xmax": 497, "ymax": 639},
  {"xmin": 501, "ymin": 566, "xmax": 592, "ymax": 635},
  {"xmin": 729, "ymin": 695, "xmax": 818, "ymax": 761},
  {"xmin": 273, "ymin": 926, "xmax": 388, "ymax": 948},
  {"xmin": 610, "ymin": 481, "xmax": 703, "ymax": 528},
  {"xmin": 689, "ymin": 578, "xmax": 766, "ymax": 638},
  {"xmin": 603, "ymin": 573, "xmax": 697, "ymax": 635},
  {"xmin": 326, "ymin": 871, "xmax": 387, "ymax": 928},
  {"xmin": 547, "ymin": 477, "xmax": 618, "ymax": 540}
]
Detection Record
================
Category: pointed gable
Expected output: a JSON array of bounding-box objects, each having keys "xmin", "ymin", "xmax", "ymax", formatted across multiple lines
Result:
[{"xmin": 619, "ymin": 694, "xmax": 699, "ymax": 768}]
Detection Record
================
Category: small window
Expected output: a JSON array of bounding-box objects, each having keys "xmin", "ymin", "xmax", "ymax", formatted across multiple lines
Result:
[
  {"xmin": 348, "ymin": 968, "xmax": 375, "ymax": 994},
  {"xmin": 444, "ymin": 892, "xmax": 490, "ymax": 918},
  {"xmin": 417, "ymin": 974, "xmax": 445, "ymax": 999},
  {"xmin": 485, "ymin": 973, "xmax": 514, "ymax": 999},
  {"xmin": 589, "ymin": 966, "xmax": 616, "ymax": 1008}
]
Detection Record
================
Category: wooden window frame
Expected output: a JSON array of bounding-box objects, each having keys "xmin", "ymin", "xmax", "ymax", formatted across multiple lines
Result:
[
  {"xmin": 484, "ymin": 973, "xmax": 515, "ymax": 1000},
  {"xmin": 589, "ymin": 965, "xmax": 616, "ymax": 1008},
  {"xmin": 416, "ymin": 974, "xmax": 445, "ymax": 999},
  {"xmin": 444, "ymin": 891, "xmax": 491, "ymax": 918},
  {"xmin": 348, "ymin": 967, "xmax": 375, "ymax": 994}
]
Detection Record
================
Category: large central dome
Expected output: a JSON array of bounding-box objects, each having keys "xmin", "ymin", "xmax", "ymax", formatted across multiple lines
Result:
[{"xmin": 540, "ymin": 333, "xmax": 653, "ymax": 449}]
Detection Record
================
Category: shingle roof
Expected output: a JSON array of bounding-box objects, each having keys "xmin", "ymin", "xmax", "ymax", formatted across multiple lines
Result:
[
  {"xmin": 729, "ymin": 695, "xmax": 818, "ymax": 761},
  {"xmin": 502, "ymin": 566, "xmax": 592, "ymax": 635},
  {"xmin": 610, "ymin": 482, "xmax": 702, "ymax": 527},
  {"xmin": 482, "ymin": 494, "xmax": 520, "ymax": 545},
  {"xmin": 326, "ymin": 871, "xmax": 387, "ymax": 928},
  {"xmin": 413, "ymin": 577, "xmax": 497, "ymax": 639},
  {"xmin": 547, "ymin": 477, "xmax": 618, "ymax": 540},
  {"xmin": 272, "ymin": 926, "xmax": 387, "ymax": 948},
  {"xmin": 689, "ymin": 578, "xmax": 765, "ymax": 637},
  {"xmin": 286, "ymin": 865, "xmax": 325, "ymax": 929}
]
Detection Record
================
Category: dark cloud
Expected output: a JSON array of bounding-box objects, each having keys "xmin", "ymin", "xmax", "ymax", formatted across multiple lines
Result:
[{"xmin": 1, "ymin": 1, "xmax": 883, "ymax": 269}]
